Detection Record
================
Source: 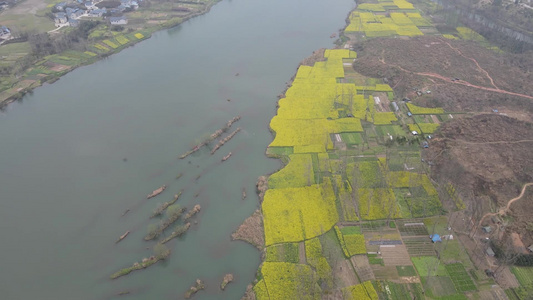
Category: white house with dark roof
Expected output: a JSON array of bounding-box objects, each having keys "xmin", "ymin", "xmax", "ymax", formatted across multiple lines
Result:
[
  {"xmin": 109, "ymin": 16, "xmax": 128, "ymax": 25},
  {"xmin": 89, "ymin": 8, "xmax": 107, "ymax": 17},
  {"xmin": 0, "ymin": 26, "xmax": 10, "ymax": 36}
]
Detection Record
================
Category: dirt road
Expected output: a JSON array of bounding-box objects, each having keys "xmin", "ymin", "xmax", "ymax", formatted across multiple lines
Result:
[
  {"xmin": 477, "ymin": 182, "xmax": 533, "ymax": 228},
  {"xmin": 379, "ymin": 55, "xmax": 533, "ymax": 101}
]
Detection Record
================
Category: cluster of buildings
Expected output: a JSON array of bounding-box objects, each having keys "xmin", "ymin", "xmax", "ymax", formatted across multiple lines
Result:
[
  {"xmin": 53, "ymin": 0, "xmax": 139, "ymax": 28},
  {"xmin": 0, "ymin": 25, "xmax": 11, "ymax": 44}
]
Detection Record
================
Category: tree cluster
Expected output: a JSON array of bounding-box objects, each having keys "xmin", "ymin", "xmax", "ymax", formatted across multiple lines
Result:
[{"xmin": 27, "ymin": 21, "xmax": 101, "ymax": 58}]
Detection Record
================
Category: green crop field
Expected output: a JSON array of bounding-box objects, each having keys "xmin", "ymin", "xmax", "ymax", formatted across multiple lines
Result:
[
  {"xmin": 265, "ymin": 243, "xmax": 299, "ymax": 263},
  {"xmin": 445, "ymin": 263, "xmax": 476, "ymax": 292},
  {"xmin": 511, "ymin": 266, "xmax": 533, "ymax": 288}
]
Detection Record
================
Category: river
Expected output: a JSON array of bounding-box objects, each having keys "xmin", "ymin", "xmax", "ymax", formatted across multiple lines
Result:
[{"xmin": 0, "ymin": 0, "xmax": 355, "ymax": 299}]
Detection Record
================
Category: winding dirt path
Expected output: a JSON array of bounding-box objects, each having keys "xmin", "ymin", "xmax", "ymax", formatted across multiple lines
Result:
[
  {"xmin": 455, "ymin": 139, "xmax": 533, "ymax": 146},
  {"xmin": 379, "ymin": 56, "xmax": 533, "ymax": 101},
  {"xmin": 439, "ymin": 38, "xmax": 500, "ymax": 90},
  {"xmin": 415, "ymin": 72, "xmax": 533, "ymax": 100},
  {"xmin": 476, "ymin": 182, "xmax": 533, "ymax": 228},
  {"xmin": 504, "ymin": 183, "xmax": 533, "ymax": 211}
]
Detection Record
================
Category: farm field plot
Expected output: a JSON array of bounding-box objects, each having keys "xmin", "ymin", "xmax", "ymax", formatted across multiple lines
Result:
[
  {"xmin": 351, "ymin": 255, "xmax": 376, "ymax": 282},
  {"xmin": 255, "ymin": 262, "xmax": 321, "ymax": 299},
  {"xmin": 445, "ymin": 263, "xmax": 476, "ymax": 292},
  {"xmin": 262, "ymin": 183, "xmax": 338, "ymax": 245},
  {"xmin": 383, "ymin": 282, "xmax": 424, "ymax": 300},
  {"xmin": 305, "ymin": 238, "xmax": 334, "ymax": 288},
  {"xmin": 510, "ymin": 266, "xmax": 533, "ymax": 288},
  {"xmin": 412, "ymin": 256, "xmax": 447, "ymax": 277},
  {"xmin": 336, "ymin": 225, "xmax": 367, "ymax": 257},
  {"xmin": 396, "ymin": 265, "xmax": 417, "ymax": 277},
  {"xmin": 371, "ymin": 265, "xmax": 400, "ymax": 280},
  {"xmin": 268, "ymin": 154, "xmax": 315, "ymax": 189},
  {"xmin": 266, "ymin": 243, "xmax": 300, "ymax": 263},
  {"xmin": 422, "ymin": 276, "xmax": 462, "ymax": 298},
  {"xmin": 380, "ymin": 245, "xmax": 412, "ymax": 266},
  {"xmin": 397, "ymin": 221, "xmax": 429, "ymax": 236},
  {"xmin": 403, "ymin": 236, "xmax": 436, "ymax": 256},
  {"xmin": 358, "ymin": 188, "xmax": 401, "ymax": 220},
  {"xmin": 342, "ymin": 281, "xmax": 379, "ymax": 300}
]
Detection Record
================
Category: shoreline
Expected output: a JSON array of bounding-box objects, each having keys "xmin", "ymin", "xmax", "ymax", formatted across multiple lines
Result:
[{"xmin": 0, "ymin": 0, "xmax": 222, "ymax": 109}]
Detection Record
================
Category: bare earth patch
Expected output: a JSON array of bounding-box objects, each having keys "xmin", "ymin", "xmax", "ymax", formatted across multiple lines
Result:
[
  {"xmin": 333, "ymin": 259, "xmax": 359, "ymax": 287},
  {"xmin": 47, "ymin": 63, "xmax": 70, "ymax": 72},
  {"xmin": 231, "ymin": 210, "xmax": 264, "ymax": 250}
]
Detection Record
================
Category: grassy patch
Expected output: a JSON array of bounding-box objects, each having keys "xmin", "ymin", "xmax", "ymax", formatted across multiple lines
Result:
[
  {"xmin": 412, "ymin": 256, "xmax": 447, "ymax": 277},
  {"xmin": 396, "ymin": 265, "xmax": 417, "ymax": 276},
  {"xmin": 266, "ymin": 243, "xmax": 300, "ymax": 263}
]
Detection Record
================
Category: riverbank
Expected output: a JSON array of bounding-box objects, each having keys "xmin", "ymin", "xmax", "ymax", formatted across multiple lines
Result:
[{"xmin": 0, "ymin": 0, "xmax": 221, "ymax": 108}]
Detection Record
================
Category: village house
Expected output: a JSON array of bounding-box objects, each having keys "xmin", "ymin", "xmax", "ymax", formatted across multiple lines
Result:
[
  {"xmin": 69, "ymin": 19, "xmax": 79, "ymax": 27},
  {"xmin": 66, "ymin": 7, "xmax": 84, "ymax": 19},
  {"xmin": 109, "ymin": 16, "xmax": 128, "ymax": 25},
  {"xmin": 55, "ymin": 1, "xmax": 67, "ymax": 11},
  {"xmin": 120, "ymin": 0, "xmax": 139, "ymax": 9},
  {"xmin": 84, "ymin": 1, "xmax": 96, "ymax": 9},
  {"xmin": 89, "ymin": 8, "xmax": 107, "ymax": 17},
  {"xmin": 54, "ymin": 12, "xmax": 68, "ymax": 26},
  {"xmin": 0, "ymin": 26, "xmax": 10, "ymax": 38}
]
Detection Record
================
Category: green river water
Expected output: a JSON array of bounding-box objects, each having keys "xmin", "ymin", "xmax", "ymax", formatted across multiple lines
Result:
[{"xmin": 0, "ymin": 0, "xmax": 355, "ymax": 298}]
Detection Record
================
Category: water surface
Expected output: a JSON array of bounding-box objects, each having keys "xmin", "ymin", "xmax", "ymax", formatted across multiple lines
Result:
[{"xmin": 0, "ymin": 0, "xmax": 355, "ymax": 298}]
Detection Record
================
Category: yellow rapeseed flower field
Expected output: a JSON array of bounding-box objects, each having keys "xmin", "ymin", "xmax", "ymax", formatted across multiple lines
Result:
[
  {"xmin": 103, "ymin": 40, "xmax": 119, "ymax": 49},
  {"xmin": 372, "ymin": 112, "xmax": 397, "ymax": 125},
  {"xmin": 342, "ymin": 281, "xmax": 379, "ymax": 300},
  {"xmin": 406, "ymin": 103, "xmax": 444, "ymax": 114},
  {"xmin": 259, "ymin": 262, "xmax": 321, "ymax": 300},
  {"xmin": 305, "ymin": 238, "xmax": 334, "ymax": 288},
  {"xmin": 268, "ymin": 154, "xmax": 315, "ymax": 189},
  {"xmin": 115, "ymin": 35, "xmax": 129, "ymax": 45},
  {"xmin": 358, "ymin": 188, "xmax": 400, "ymax": 220},
  {"xmin": 262, "ymin": 184, "xmax": 338, "ymax": 245}
]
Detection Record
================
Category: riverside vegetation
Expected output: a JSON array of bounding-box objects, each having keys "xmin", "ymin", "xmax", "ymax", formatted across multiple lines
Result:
[{"xmin": 0, "ymin": 0, "xmax": 222, "ymax": 107}]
